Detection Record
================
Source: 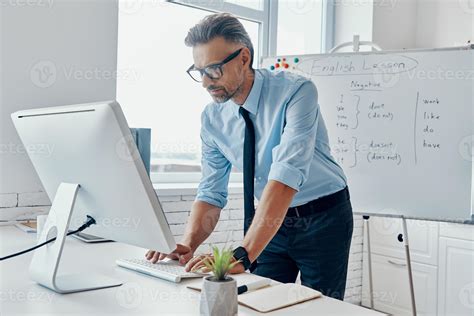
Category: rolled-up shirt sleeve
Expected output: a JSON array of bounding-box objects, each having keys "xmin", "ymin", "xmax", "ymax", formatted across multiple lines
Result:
[
  {"xmin": 195, "ymin": 109, "xmax": 232, "ymax": 209},
  {"xmin": 268, "ymin": 81, "xmax": 319, "ymax": 191}
]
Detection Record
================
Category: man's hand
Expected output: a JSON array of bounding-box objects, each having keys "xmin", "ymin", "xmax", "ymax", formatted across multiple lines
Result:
[
  {"xmin": 145, "ymin": 244, "xmax": 194, "ymax": 265},
  {"xmin": 184, "ymin": 254, "xmax": 246, "ymax": 274}
]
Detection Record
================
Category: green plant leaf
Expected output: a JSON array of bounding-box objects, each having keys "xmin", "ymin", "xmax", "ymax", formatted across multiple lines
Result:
[{"xmin": 202, "ymin": 244, "xmax": 239, "ymax": 281}]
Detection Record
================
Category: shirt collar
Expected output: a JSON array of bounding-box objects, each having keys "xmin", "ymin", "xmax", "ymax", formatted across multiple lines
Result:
[{"xmin": 230, "ymin": 69, "xmax": 263, "ymax": 118}]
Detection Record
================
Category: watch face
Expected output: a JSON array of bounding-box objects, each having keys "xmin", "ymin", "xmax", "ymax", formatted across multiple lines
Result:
[
  {"xmin": 234, "ymin": 247, "xmax": 245, "ymax": 258},
  {"xmin": 233, "ymin": 247, "xmax": 250, "ymax": 270},
  {"xmin": 234, "ymin": 247, "xmax": 247, "ymax": 259}
]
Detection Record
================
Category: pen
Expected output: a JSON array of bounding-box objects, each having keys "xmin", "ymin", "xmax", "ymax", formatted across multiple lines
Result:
[{"xmin": 237, "ymin": 279, "xmax": 272, "ymax": 295}]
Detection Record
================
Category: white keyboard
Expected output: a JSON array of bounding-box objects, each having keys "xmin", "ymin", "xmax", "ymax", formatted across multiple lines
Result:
[{"xmin": 116, "ymin": 258, "xmax": 208, "ymax": 283}]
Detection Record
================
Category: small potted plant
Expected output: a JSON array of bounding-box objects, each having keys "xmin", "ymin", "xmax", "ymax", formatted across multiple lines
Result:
[{"xmin": 199, "ymin": 245, "xmax": 240, "ymax": 316}]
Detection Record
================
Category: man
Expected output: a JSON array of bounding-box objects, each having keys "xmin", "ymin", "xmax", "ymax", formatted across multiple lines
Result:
[{"xmin": 146, "ymin": 13, "xmax": 353, "ymax": 300}]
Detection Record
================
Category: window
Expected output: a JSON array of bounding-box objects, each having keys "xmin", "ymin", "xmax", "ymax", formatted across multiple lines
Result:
[
  {"xmin": 117, "ymin": 0, "xmax": 332, "ymax": 184},
  {"xmin": 225, "ymin": 0, "xmax": 264, "ymax": 11},
  {"xmin": 277, "ymin": 0, "xmax": 324, "ymax": 55},
  {"xmin": 117, "ymin": 1, "xmax": 261, "ymax": 183}
]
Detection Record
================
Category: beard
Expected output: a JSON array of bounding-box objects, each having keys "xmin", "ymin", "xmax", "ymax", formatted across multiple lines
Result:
[{"xmin": 208, "ymin": 84, "xmax": 241, "ymax": 103}]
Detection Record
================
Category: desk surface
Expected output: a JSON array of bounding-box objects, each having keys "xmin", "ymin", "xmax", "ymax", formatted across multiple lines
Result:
[{"xmin": 0, "ymin": 225, "xmax": 384, "ymax": 315}]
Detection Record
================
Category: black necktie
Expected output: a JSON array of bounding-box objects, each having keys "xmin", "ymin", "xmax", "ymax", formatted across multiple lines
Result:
[{"xmin": 239, "ymin": 107, "xmax": 255, "ymax": 236}]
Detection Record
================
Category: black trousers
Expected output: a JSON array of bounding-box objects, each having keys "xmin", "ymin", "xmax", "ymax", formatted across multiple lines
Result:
[{"xmin": 252, "ymin": 189, "xmax": 354, "ymax": 300}]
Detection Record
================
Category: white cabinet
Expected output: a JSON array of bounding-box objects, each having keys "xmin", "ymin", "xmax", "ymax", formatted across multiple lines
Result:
[
  {"xmin": 437, "ymin": 223, "xmax": 474, "ymax": 316},
  {"xmin": 362, "ymin": 217, "xmax": 474, "ymax": 316},
  {"xmin": 362, "ymin": 253, "xmax": 437, "ymax": 315},
  {"xmin": 365, "ymin": 216, "xmax": 439, "ymax": 265}
]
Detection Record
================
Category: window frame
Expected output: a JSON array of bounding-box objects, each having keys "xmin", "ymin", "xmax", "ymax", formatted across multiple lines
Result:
[
  {"xmin": 146, "ymin": 0, "xmax": 334, "ymax": 184},
  {"xmin": 168, "ymin": 0, "xmax": 271, "ymax": 57},
  {"xmin": 321, "ymin": 0, "xmax": 335, "ymax": 53}
]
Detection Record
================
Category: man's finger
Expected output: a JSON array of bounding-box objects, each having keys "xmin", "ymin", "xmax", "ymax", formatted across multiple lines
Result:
[
  {"xmin": 158, "ymin": 253, "xmax": 167, "ymax": 261},
  {"xmin": 151, "ymin": 252, "xmax": 160, "ymax": 263},
  {"xmin": 191, "ymin": 257, "xmax": 213, "ymax": 273},
  {"xmin": 185, "ymin": 255, "xmax": 206, "ymax": 272},
  {"xmin": 146, "ymin": 251, "xmax": 156, "ymax": 260},
  {"xmin": 190, "ymin": 260, "xmax": 206, "ymax": 273},
  {"xmin": 145, "ymin": 250, "xmax": 154, "ymax": 259},
  {"xmin": 178, "ymin": 252, "xmax": 193, "ymax": 265},
  {"xmin": 186, "ymin": 254, "xmax": 211, "ymax": 272}
]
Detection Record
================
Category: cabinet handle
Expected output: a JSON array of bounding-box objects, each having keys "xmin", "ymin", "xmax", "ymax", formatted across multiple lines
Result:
[{"xmin": 387, "ymin": 259, "xmax": 407, "ymax": 266}]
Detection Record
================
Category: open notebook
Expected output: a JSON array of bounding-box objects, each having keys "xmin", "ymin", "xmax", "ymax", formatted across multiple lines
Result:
[{"xmin": 186, "ymin": 273, "xmax": 322, "ymax": 313}]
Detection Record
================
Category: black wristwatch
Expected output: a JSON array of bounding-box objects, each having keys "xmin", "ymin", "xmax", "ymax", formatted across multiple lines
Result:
[{"xmin": 232, "ymin": 246, "xmax": 252, "ymax": 271}]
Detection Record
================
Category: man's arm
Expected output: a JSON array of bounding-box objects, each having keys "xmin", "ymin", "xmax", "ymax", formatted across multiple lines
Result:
[
  {"xmin": 146, "ymin": 107, "xmax": 231, "ymax": 264},
  {"xmin": 181, "ymin": 200, "xmax": 222, "ymax": 252},
  {"xmin": 242, "ymin": 180, "xmax": 296, "ymax": 262},
  {"xmin": 188, "ymin": 107, "xmax": 232, "ymax": 249},
  {"xmin": 145, "ymin": 200, "xmax": 221, "ymax": 264},
  {"xmin": 184, "ymin": 181, "xmax": 296, "ymax": 272}
]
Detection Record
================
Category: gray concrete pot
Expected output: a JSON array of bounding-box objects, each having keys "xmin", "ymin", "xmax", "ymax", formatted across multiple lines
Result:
[{"xmin": 200, "ymin": 275, "xmax": 238, "ymax": 316}]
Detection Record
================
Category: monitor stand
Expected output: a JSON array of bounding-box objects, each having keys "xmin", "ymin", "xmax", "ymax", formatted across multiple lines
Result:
[{"xmin": 29, "ymin": 183, "xmax": 122, "ymax": 294}]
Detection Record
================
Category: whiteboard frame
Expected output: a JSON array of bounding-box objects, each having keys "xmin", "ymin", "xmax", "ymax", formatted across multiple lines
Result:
[{"xmin": 260, "ymin": 44, "xmax": 474, "ymax": 64}]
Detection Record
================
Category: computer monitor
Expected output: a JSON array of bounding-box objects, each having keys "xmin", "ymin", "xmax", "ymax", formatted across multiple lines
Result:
[{"xmin": 11, "ymin": 101, "xmax": 176, "ymax": 293}]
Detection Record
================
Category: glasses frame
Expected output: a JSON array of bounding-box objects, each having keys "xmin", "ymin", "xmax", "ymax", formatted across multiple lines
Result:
[{"xmin": 186, "ymin": 48, "xmax": 243, "ymax": 82}]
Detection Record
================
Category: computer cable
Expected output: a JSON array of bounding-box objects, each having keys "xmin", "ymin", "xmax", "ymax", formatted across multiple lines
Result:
[{"xmin": 0, "ymin": 215, "xmax": 96, "ymax": 261}]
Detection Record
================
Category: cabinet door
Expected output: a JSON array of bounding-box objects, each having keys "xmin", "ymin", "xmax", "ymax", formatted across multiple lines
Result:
[
  {"xmin": 367, "ymin": 217, "xmax": 439, "ymax": 265},
  {"xmin": 438, "ymin": 237, "xmax": 474, "ymax": 316},
  {"xmin": 362, "ymin": 253, "xmax": 437, "ymax": 315}
]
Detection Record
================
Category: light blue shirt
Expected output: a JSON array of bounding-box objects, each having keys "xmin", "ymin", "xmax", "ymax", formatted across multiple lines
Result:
[{"xmin": 196, "ymin": 69, "xmax": 347, "ymax": 209}]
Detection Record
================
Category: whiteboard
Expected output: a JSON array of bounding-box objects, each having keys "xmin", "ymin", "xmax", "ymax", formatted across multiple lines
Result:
[{"xmin": 262, "ymin": 47, "xmax": 474, "ymax": 223}]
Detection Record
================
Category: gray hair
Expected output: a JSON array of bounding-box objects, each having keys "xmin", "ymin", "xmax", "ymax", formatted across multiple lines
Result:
[{"xmin": 185, "ymin": 13, "xmax": 254, "ymax": 68}]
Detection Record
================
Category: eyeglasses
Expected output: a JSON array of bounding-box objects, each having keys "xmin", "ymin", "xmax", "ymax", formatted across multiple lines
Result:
[{"xmin": 186, "ymin": 48, "xmax": 243, "ymax": 83}]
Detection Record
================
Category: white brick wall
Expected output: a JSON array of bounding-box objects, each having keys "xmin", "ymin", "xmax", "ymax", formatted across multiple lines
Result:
[
  {"xmin": 0, "ymin": 190, "xmax": 364, "ymax": 304},
  {"xmin": 0, "ymin": 192, "xmax": 50, "ymax": 221},
  {"xmin": 0, "ymin": 193, "xmax": 17, "ymax": 208},
  {"xmin": 18, "ymin": 191, "xmax": 50, "ymax": 207}
]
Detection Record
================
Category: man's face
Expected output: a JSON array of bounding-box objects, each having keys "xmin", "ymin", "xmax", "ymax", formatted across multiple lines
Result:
[{"xmin": 192, "ymin": 37, "xmax": 247, "ymax": 103}]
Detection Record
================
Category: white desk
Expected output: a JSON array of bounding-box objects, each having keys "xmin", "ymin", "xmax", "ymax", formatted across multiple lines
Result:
[{"xmin": 0, "ymin": 225, "xmax": 385, "ymax": 315}]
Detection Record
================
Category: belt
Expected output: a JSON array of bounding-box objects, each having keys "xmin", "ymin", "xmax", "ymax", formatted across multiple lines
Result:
[{"xmin": 286, "ymin": 186, "xmax": 350, "ymax": 218}]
